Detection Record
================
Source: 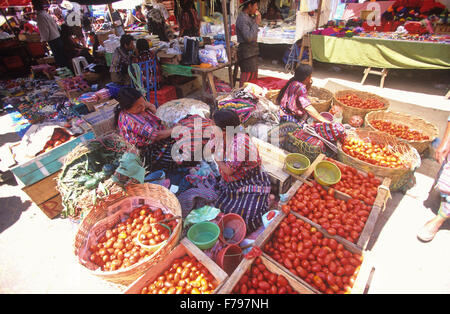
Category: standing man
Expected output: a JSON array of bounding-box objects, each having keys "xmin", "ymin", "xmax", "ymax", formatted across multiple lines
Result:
[
  {"xmin": 32, "ymin": 0, "xmax": 68, "ymax": 68},
  {"xmin": 236, "ymin": 0, "xmax": 261, "ymax": 87}
]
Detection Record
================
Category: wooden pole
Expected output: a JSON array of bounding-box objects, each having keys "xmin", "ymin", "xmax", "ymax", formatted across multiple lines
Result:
[
  {"xmin": 315, "ymin": 0, "xmax": 323, "ymax": 30},
  {"xmin": 221, "ymin": 0, "xmax": 234, "ymax": 88}
]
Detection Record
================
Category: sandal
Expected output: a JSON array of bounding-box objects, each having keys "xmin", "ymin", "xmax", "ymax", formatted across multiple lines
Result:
[{"xmin": 417, "ymin": 223, "xmax": 438, "ymax": 242}]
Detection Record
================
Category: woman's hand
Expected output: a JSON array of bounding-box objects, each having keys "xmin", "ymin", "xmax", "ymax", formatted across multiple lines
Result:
[
  {"xmin": 145, "ymin": 101, "xmax": 157, "ymax": 114},
  {"xmin": 436, "ymin": 121, "xmax": 450, "ymax": 164},
  {"xmin": 255, "ymin": 10, "xmax": 262, "ymax": 25}
]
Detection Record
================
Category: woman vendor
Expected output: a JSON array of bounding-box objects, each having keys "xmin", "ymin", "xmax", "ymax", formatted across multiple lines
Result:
[
  {"xmin": 236, "ymin": 0, "xmax": 261, "ymax": 87},
  {"xmin": 114, "ymin": 87, "xmax": 177, "ymax": 172},
  {"xmin": 276, "ymin": 64, "xmax": 330, "ymax": 125},
  {"xmin": 212, "ymin": 109, "xmax": 271, "ymax": 233}
]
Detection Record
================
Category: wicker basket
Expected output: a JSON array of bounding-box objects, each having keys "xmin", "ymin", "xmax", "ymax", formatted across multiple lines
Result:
[
  {"xmin": 337, "ymin": 129, "xmax": 421, "ymax": 192},
  {"xmin": 333, "ymin": 90, "xmax": 389, "ymax": 124},
  {"xmin": 267, "ymin": 122, "xmax": 300, "ymax": 151},
  {"xmin": 265, "ymin": 89, "xmax": 280, "ymax": 104},
  {"xmin": 82, "ymin": 105, "xmax": 116, "ymax": 137},
  {"xmin": 74, "ymin": 183, "xmax": 183, "ymax": 285},
  {"xmin": 365, "ymin": 110, "xmax": 439, "ymax": 154},
  {"xmin": 309, "ymin": 86, "xmax": 333, "ymax": 113}
]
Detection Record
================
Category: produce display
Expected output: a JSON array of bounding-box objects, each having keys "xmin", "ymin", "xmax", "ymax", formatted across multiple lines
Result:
[
  {"xmin": 139, "ymin": 255, "xmax": 217, "ymax": 294},
  {"xmin": 38, "ymin": 128, "xmax": 76, "ymax": 155},
  {"xmin": 88, "ymin": 205, "xmax": 178, "ymax": 272},
  {"xmin": 342, "ymin": 137, "xmax": 409, "ymax": 169},
  {"xmin": 369, "ymin": 119, "xmax": 430, "ymax": 141},
  {"xmin": 325, "ymin": 158, "xmax": 381, "ymax": 205},
  {"xmin": 263, "ymin": 213, "xmax": 363, "ymax": 294},
  {"xmin": 282, "ymin": 181, "xmax": 372, "ymax": 243},
  {"xmin": 232, "ymin": 257, "xmax": 299, "ymax": 294},
  {"xmin": 337, "ymin": 93, "xmax": 385, "ymax": 109}
]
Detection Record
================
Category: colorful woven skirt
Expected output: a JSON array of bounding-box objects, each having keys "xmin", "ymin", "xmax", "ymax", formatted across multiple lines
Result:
[{"xmin": 215, "ymin": 168, "xmax": 271, "ymax": 233}]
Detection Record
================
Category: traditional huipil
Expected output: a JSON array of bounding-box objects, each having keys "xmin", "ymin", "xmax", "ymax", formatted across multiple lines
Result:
[
  {"xmin": 278, "ymin": 80, "xmax": 312, "ymax": 126},
  {"xmin": 215, "ymin": 132, "xmax": 271, "ymax": 233}
]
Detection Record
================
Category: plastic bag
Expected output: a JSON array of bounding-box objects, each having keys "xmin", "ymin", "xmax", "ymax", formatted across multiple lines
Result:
[
  {"xmin": 183, "ymin": 205, "xmax": 221, "ymax": 228},
  {"xmin": 199, "ymin": 49, "xmax": 218, "ymax": 67}
]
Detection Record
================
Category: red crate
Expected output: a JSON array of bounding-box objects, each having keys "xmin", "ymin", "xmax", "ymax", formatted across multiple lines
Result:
[{"xmin": 27, "ymin": 42, "xmax": 46, "ymax": 57}]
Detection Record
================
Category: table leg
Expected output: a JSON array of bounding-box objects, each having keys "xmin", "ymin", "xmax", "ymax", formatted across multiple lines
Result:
[
  {"xmin": 361, "ymin": 67, "xmax": 371, "ymax": 85},
  {"xmin": 206, "ymin": 72, "xmax": 218, "ymax": 100}
]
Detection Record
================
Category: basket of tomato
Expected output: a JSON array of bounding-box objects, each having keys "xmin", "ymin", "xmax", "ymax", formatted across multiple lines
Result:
[
  {"xmin": 74, "ymin": 183, "xmax": 183, "ymax": 285},
  {"xmin": 337, "ymin": 130, "xmax": 421, "ymax": 192},
  {"xmin": 365, "ymin": 110, "xmax": 439, "ymax": 154},
  {"xmin": 333, "ymin": 90, "xmax": 389, "ymax": 124}
]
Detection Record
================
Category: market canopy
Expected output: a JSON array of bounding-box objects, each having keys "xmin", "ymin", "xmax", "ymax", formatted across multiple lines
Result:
[{"xmin": 0, "ymin": 0, "xmax": 31, "ymax": 8}]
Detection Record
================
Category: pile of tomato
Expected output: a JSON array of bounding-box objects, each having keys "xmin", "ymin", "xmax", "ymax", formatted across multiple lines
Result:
[
  {"xmin": 342, "ymin": 137, "xmax": 409, "ymax": 169},
  {"xmin": 337, "ymin": 93, "xmax": 385, "ymax": 109},
  {"xmin": 282, "ymin": 181, "xmax": 371, "ymax": 243},
  {"xmin": 89, "ymin": 205, "xmax": 177, "ymax": 272},
  {"xmin": 325, "ymin": 158, "xmax": 381, "ymax": 205},
  {"xmin": 140, "ymin": 255, "xmax": 217, "ymax": 294},
  {"xmin": 263, "ymin": 214, "xmax": 363, "ymax": 294},
  {"xmin": 39, "ymin": 128, "xmax": 76, "ymax": 155},
  {"xmin": 232, "ymin": 257, "xmax": 298, "ymax": 294},
  {"xmin": 370, "ymin": 119, "xmax": 430, "ymax": 141}
]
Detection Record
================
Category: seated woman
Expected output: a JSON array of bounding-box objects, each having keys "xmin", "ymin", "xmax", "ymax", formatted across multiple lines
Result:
[
  {"xmin": 114, "ymin": 87, "xmax": 177, "ymax": 172},
  {"xmin": 277, "ymin": 64, "xmax": 330, "ymax": 126},
  {"xmin": 60, "ymin": 23, "xmax": 94, "ymax": 65},
  {"xmin": 212, "ymin": 109, "xmax": 271, "ymax": 233},
  {"xmin": 132, "ymin": 38, "xmax": 162, "ymax": 89}
]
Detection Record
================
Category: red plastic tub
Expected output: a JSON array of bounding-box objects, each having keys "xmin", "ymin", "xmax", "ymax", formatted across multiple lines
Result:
[
  {"xmin": 218, "ymin": 213, "xmax": 246, "ymax": 245},
  {"xmin": 215, "ymin": 244, "xmax": 243, "ymax": 275}
]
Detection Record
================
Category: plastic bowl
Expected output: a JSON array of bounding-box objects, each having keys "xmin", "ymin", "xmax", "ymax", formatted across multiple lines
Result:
[
  {"xmin": 285, "ymin": 153, "xmax": 311, "ymax": 175},
  {"xmin": 314, "ymin": 160, "xmax": 342, "ymax": 186},
  {"xmin": 218, "ymin": 213, "xmax": 246, "ymax": 245},
  {"xmin": 215, "ymin": 244, "xmax": 243, "ymax": 275},
  {"xmin": 187, "ymin": 222, "xmax": 220, "ymax": 250},
  {"xmin": 320, "ymin": 112, "xmax": 334, "ymax": 122}
]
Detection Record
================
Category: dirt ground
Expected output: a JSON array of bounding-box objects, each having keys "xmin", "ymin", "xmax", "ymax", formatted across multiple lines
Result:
[{"xmin": 0, "ymin": 59, "xmax": 449, "ymax": 293}]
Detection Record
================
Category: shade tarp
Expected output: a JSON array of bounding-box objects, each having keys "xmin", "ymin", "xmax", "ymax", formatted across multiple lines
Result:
[
  {"xmin": 311, "ymin": 34, "xmax": 450, "ymax": 70},
  {"xmin": 0, "ymin": 0, "xmax": 31, "ymax": 8}
]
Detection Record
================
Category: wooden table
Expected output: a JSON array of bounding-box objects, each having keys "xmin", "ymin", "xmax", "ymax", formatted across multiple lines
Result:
[{"xmin": 190, "ymin": 61, "xmax": 236, "ymax": 105}]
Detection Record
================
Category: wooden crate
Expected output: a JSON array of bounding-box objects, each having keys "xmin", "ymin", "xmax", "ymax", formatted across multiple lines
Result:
[
  {"xmin": 261, "ymin": 212, "xmax": 375, "ymax": 294},
  {"xmin": 282, "ymin": 156, "xmax": 391, "ymax": 251},
  {"xmin": 217, "ymin": 252, "xmax": 315, "ymax": 294},
  {"xmin": 22, "ymin": 170, "xmax": 62, "ymax": 219},
  {"xmin": 124, "ymin": 237, "xmax": 228, "ymax": 294},
  {"xmin": 10, "ymin": 132, "xmax": 95, "ymax": 187},
  {"xmin": 251, "ymin": 136, "xmax": 294, "ymax": 195}
]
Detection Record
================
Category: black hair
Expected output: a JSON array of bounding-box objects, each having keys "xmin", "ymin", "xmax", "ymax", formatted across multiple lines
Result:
[
  {"xmin": 135, "ymin": 5, "xmax": 141, "ymax": 10},
  {"xmin": 31, "ymin": 0, "xmax": 44, "ymax": 11},
  {"xmin": 240, "ymin": 0, "xmax": 258, "ymax": 10},
  {"xmin": 213, "ymin": 109, "xmax": 241, "ymax": 131},
  {"xmin": 136, "ymin": 38, "xmax": 149, "ymax": 52},
  {"xmin": 120, "ymin": 34, "xmax": 134, "ymax": 49},
  {"xmin": 114, "ymin": 87, "xmax": 143, "ymax": 128},
  {"xmin": 276, "ymin": 64, "xmax": 313, "ymax": 105}
]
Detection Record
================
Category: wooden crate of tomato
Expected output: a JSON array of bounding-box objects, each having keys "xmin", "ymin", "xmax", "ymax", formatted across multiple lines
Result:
[
  {"xmin": 261, "ymin": 212, "xmax": 374, "ymax": 294},
  {"xmin": 124, "ymin": 238, "xmax": 228, "ymax": 294},
  {"xmin": 217, "ymin": 247, "xmax": 314, "ymax": 294},
  {"xmin": 282, "ymin": 164, "xmax": 390, "ymax": 251}
]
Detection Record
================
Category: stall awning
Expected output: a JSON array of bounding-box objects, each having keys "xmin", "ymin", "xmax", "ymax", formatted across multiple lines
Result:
[{"xmin": 0, "ymin": 0, "xmax": 31, "ymax": 9}]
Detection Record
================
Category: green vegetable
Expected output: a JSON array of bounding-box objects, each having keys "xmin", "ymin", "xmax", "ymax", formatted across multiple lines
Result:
[
  {"xmin": 93, "ymin": 171, "xmax": 107, "ymax": 181},
  {"xmin": 84, "ymin": 178, "xmax": 99, "ymax": 190},
  {"xmin": 77, "ymin": 175, "xmax": 92, "ymax": 186}
]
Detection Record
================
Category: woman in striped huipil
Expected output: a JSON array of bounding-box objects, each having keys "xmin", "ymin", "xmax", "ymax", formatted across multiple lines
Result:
[{"xmin": 212, "ymin": 109, "xmax": 271, "ymax": 233}]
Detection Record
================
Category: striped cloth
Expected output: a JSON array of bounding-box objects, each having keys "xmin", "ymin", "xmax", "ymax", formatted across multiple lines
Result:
[
  {"xmin": 217, "ymin": 99, "xmax": 257, "ymax": 124},
  {"xmin": 118, "ymin": 109, "xmax": 165, "ymax": 147},
  {"xmin": 215, "ymin": 167, "xmax": 271, "ymax": 233},
  {"xmin": 240, "ymin": 71, "xmax": 258, "ymax": 87},
  {"xmin": 436, "ymin": 159, "xmax": 450, "ymax": 218}
]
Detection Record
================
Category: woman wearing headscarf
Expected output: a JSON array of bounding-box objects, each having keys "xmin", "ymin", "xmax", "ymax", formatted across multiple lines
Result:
[
  {"xmin": 276, "ymin": 64, "xmax": 330, "ymax": 126},
  {"xmin": 178, "ymin": 0, "xmax": 200, "ymax": 37},
  {"xmin": 212, "ymin": 109, "xmax": 271, "ymax": 233},
  {"xmin": 236, "ymin": 0, "xmax": 261, "ymax": 87}
]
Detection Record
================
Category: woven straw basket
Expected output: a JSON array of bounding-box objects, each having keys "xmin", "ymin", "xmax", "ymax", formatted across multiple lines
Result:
[
  {"xmin": 309, "ymin": 86, "xmax": 333, "ymax": 113},
  {"xmin": 333, "ymin": 90, "xmax": 389, "ymax": 124},
  {"xmin": 365, "ymin": 110, "xmax": 439, "ymax": 154},
  {"xmin": 73, "ymin": 183, "xmax": 182, "ymax": 285},
  {"xmin": 337, "ymin": 129, "xmax": 421, "ymax": 192}
]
